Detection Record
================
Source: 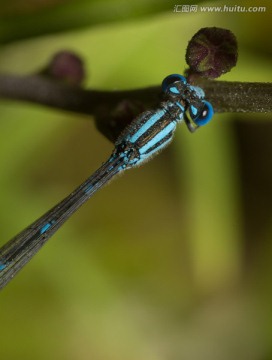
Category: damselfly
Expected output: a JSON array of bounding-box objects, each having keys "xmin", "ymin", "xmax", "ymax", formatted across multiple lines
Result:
[{"xmin": 0, "ymin": 74, "xmax": 214, "ymax": 289}]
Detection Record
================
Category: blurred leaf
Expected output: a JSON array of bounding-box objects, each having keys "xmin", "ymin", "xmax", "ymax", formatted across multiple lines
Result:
[
  {"xmin": 0, "ymin": 0, "xmax": 202, "ymax": 44},
  {"xmin": 0, "ymin": 3, "xmax": 271, "ymax": 360}
]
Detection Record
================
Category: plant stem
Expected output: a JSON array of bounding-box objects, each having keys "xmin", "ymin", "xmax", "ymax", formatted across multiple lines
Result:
[{"xmin": 0, "ymin": 73, "xmax": 271, "ymax": 141}]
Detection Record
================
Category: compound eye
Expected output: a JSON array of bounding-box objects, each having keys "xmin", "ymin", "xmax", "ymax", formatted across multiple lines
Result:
[
  {"xmin": 162, "ymin": 74, "xmax": 187, "ymax": 94},
  {"xmin": 187, "ymin": 100, "xmax": 214, "ymax": 127}
]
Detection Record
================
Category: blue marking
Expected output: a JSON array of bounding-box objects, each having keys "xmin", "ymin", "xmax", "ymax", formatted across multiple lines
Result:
[
  {"xmin": 85, "ymin": 184, "xmax": 93, "ymax": 194},
  {"xmin": 169, "ymin": 86, "xmax": 180, "ymax": 95},
  {"xmin": 176, "ymin": 102, "xmax": 184, "ymax": 111},
  {"xmin": 137, "ymin": 136, "xmax": 173, "ymax": 165},
  {"xmin": 40, "ymin": 223, "xmax": 52, "ymax": 235},
  {"xmin": 130, "ymin": 110, "xmax": 166, "ymax": 143},
  {"xmin": 162, "ymin": 74, "xmax": 187, "ymax": 92},
  {"xmin": 118, "ymin": 164, "xmax": 126, "ymax": 171},
  {"xmin": 0, "ymin": 261, "xmax": 6, "ymax": 270},
  {"xmin": 175, "ymin": 102, "xmax": 185, "ymax": 120},
  {"xmin": 190, "ymin": 105, "xmax": 198, "ymax": 116},
  {"xmin": 139, "ymin": 122, "xmax": 176, "ymax": 154},
  {"xmin": 191, "ymin": 86, "xmax": 205, "ymax": 99}
]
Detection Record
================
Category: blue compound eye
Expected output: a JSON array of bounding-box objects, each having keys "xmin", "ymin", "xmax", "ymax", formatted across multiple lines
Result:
[
  {"xmin": 162, "ymin": 74, "xmax": 187, "ymax": 94},
  {"xmin": 191, "ymin": 101, "xmax": 214, "ymax": 126}
]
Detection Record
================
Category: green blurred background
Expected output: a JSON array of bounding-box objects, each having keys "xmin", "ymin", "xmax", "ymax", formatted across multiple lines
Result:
[{"xmin": 0, "ymin": 0, "xmax": 271, "ymax": 359}]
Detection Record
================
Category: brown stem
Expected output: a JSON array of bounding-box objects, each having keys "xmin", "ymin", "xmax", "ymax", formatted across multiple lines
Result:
[{"xmin": 0, "ymin": 73, "xmax": 271, "ymax": 141}]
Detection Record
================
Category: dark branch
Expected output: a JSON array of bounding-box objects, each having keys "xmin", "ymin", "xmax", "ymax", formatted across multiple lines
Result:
[
  {"xmin": 196, "ymin": 78, "xmax": 272, "ymax": 113},
  {"xmin": 0, "ymin": 73, "xmax": 271, "ymax": 141},
  {"xmin": 0, "ymin": 73, "xmax": 159, "ymax": 114}
]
